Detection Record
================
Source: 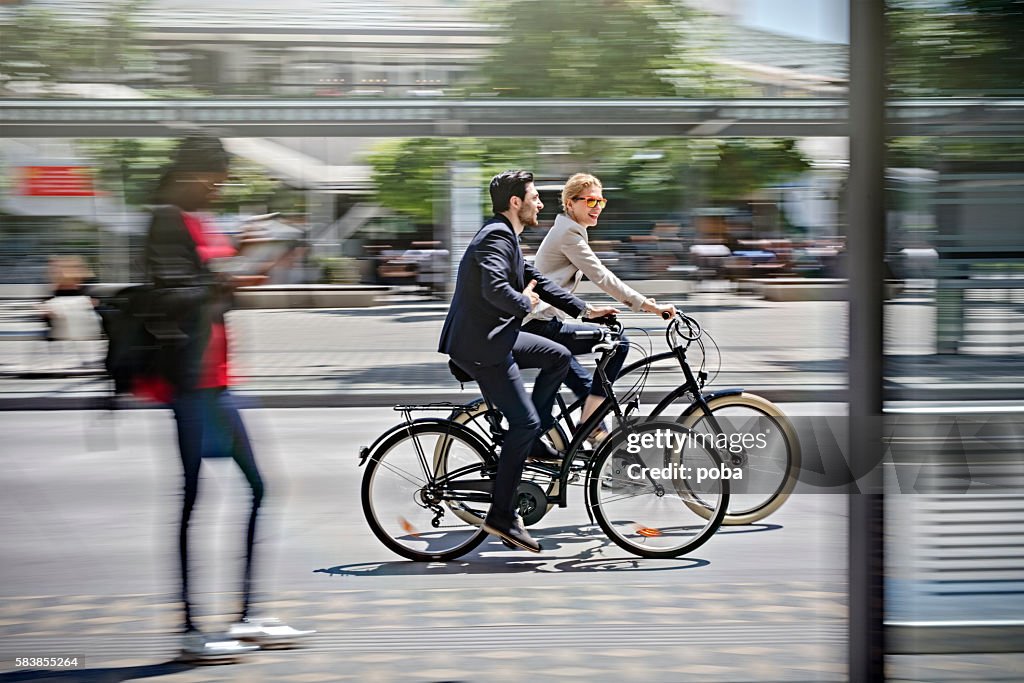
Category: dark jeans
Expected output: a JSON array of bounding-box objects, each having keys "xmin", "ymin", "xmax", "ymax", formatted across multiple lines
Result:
[
  {"xmin": 523, "ymin": 317, "xmax": 630, "ymax": 399},
  {"xmin": 452, "ymin": 331, "xmax": 571, "ymax": 525},
  {"xmin": 171, "ymin": 387, "xmax": 264, "ymax": 632}
]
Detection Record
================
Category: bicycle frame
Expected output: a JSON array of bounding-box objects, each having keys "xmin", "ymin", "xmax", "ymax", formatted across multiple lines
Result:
[{"xmin": 554, "ymin": 344, "xmax": 744, "ymax": 454}]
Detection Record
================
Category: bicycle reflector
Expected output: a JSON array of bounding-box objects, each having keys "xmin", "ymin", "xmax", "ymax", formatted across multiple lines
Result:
[
  {"xmin": 399, "ymin": 517, "xmax": 420, "ymax": 537},
  {"xmin": 633, "ymin": 524, "xmax": 662, "ymax": 538}
]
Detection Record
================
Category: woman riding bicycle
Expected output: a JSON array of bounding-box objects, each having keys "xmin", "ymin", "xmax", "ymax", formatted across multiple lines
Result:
[{"xmin": 524, "ymin": 173, "xmax": 676, "ymax": 441}]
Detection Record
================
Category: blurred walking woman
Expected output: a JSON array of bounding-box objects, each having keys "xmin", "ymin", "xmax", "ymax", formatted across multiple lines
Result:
[
  {"xmin": 524, "ymin": 173, "xmax": 676, "ymax": 438},
  {"xmin": 145, "ymin": 134, "xmax": 308, "ymax": 660}
]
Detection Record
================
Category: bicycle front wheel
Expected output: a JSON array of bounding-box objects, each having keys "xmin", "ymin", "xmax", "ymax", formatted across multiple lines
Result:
[
  {"xmin": 588, "ymin": 421, "xmax": 728, "ymax": 559},
  {"xmin": 362, "ymin": 423, "xmax": 491, "ymax": 562},
  {"xmin": 680, "ymin": 393, "xmax": 800, "ymax": 525}
]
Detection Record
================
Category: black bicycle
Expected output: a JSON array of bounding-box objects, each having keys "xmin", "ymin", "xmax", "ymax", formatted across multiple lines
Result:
[
  {"xmin": 451, "ymin": 311, "xmax": 801, "ymax": 526},
  {"xmin": 359, "ymin": 316, "xmax": 729, "ymax": 561}
]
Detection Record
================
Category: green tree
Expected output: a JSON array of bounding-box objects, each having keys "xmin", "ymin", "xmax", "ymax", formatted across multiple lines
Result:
[
  {"xmin": 590, "ymin": 138, "xmax": 809, "ymax": 214},
  {"xmin": 87, "ymin": 0, "xmax": 151, "ymax": 74},
  {"xmin": 0, "ymin": 1, "xmax": 149, "ymax": 87},
  {"xmin": 888, "ymin": 0, "xmax": 1024, "ymax": 95},
  {"xmin": 703, "ymin": 139, "xmax": 810, "ymax": 204},
  {"xmin": 0, "ymin": 8, "xmax": 81, "ymax": 83},
  {"xmin": 474, "ymin": 0, "xmax": 718, "ymax": 97},
  {"xmin": 367, "ymin": 138, "xmax": 540, "ymax": 228}
]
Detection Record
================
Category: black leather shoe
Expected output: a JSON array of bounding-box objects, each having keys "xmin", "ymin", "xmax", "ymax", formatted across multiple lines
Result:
[
  {"xmin": 527, "ymin": 436, "xmax": 563, "ymax": 463},
  {"xmin": 483, "ymin": 515, "xmax": 542, "ymax": 553}
]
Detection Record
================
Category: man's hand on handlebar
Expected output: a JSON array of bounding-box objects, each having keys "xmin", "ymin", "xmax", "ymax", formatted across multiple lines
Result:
[{"xmin": 584, "ymin": 304, "xmax": 619, "ymax": 321}]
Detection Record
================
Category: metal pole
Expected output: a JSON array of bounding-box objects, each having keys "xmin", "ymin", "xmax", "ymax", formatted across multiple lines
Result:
[{"xmin": 848, "ymin": 0, "xmax": 886, "ymax": 680}]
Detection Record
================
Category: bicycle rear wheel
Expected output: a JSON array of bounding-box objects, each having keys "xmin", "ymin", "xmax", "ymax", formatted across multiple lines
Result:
[
  {"xmin": 588, "ymin": 421, "xmax": 728, "ymax": 559},
  {"xmin": 362, "ymin": 422, "xmax": 490, "ymax": 562}
]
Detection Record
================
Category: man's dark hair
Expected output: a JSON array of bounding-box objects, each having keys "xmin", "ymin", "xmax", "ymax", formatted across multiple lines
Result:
[{"xmin": 489, "ymin": 169, "xmax": 534, "ymax": 214}]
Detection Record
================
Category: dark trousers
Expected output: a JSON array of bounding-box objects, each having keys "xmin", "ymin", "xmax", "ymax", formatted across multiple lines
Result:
[
  {"xmin": 523, "ymin": 317, "xmax": 630, "ymax": 399},
  {"xmin": 171, "ymin": 387, "xmax": 264, "ymax": 632},
  {"xmin": 453, "ymin": 331, "xmax": 571, "ymax": 525}
]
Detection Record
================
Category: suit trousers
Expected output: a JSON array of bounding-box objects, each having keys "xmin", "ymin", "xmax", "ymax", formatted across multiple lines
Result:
[
  {"xmin": 523, "ymin": 317, "xmax": 630, "ymax": 399},
  {"xmin": 454, "ymin": 331, "xmax": 571, "ymax": 525}
]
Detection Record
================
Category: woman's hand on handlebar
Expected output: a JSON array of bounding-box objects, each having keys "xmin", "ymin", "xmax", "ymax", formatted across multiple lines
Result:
[{"xmin": 642, "ymin": 299, "xmax": 677, "ymax": 319}]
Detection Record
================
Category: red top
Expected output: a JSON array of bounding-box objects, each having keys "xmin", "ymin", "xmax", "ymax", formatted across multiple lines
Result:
[
  {"xmin": 181, "ymin": 212, "xmax": 233, "ymax": 389},
  {"xmin": 134, "ymin": 212, "xmax": 233, "ymax": 403}
]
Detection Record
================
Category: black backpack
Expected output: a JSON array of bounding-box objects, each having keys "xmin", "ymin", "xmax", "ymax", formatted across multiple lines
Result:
[{"xmin": 96, "ymin": 284, "xmax": 161, "ymax": 395}]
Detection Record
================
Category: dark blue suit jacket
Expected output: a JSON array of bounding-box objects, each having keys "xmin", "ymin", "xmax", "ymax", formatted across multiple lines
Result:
[{"xmin": 439, "ymin": 215, "xmax": 587, "ymax": 366}]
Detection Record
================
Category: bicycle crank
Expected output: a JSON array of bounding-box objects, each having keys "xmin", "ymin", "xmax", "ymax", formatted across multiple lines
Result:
[{"xmin": 515, "ymin": 481, "xmax": 549, "ymax": 527}]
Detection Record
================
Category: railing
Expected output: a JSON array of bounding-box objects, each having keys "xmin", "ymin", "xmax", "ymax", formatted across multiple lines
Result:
[{"xmin": 2, "ymin": 98, "xmax": 1023, "ymax": 138}]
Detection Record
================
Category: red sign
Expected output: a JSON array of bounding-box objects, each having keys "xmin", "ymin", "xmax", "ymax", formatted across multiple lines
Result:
[{"xmin": 19, "ymin": 166, "xmax": 96, "ymax": 197}]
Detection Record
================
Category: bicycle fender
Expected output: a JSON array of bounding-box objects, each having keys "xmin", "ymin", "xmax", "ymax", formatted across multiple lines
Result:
[
  {"xmin": 647, "ymin": 386, "xmax": 745, "ymax": 421},
  {"xmin": 358, "ymin": 417, "xmax": 493, "ymax": 467},
  {"xmin": 678, "ymin": 388, "xmax": 746, "ymax": 419}
]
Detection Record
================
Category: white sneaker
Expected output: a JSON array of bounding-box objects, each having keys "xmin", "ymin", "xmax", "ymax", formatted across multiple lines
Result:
[
  {"xmin": 179, "ymin": 629, "xmax": 257, "ymax": 664},
  {"xmin": 228, "ymin": 617, "xmax": 316, "ymax": 649}
]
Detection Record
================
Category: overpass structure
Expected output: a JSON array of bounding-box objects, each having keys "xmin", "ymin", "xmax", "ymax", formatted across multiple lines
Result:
[{"xmin": 2, "ymin": 98, "xmax": 1023, "ymax": 138}]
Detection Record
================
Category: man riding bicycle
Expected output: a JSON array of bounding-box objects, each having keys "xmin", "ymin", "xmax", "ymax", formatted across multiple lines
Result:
[{"xmin": 438, "ymin": 170, "xmax": 617, "ymax": 553}]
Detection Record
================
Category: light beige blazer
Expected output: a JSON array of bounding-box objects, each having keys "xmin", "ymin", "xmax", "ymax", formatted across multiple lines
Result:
[{"xmin": 527, "ymin": 213, "xmax": 647, "ymax": 322}]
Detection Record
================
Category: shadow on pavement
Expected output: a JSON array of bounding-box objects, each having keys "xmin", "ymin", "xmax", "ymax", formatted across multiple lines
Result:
[
  {"xmin": 715, "ymin": 523, "xmax": 783, "ymax": 535},
  {"xmin": 0, "ymin": 660, "xmax": 194, "ymax": 682},
  {"xmin": 316, "ymin": 524, "xmax": 724, "ymax": 577},
  {"xmin": 315, "ymin": 554, "xmax": 710, "ymax": 578}
]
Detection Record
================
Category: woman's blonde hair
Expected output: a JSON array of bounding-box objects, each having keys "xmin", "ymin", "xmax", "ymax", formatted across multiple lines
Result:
[{"xmin": 561, "ymin": 173, "xmax": 602, "ymax": 212}]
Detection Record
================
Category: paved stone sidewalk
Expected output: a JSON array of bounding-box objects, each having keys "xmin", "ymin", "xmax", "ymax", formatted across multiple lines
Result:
[
  {"xmin": 1, "ymin": 581, "xmax": 847, "ymax": 682},
  {"xmin": 2, "ymin": 584, "xmax": 1020, "ymax": 681}
]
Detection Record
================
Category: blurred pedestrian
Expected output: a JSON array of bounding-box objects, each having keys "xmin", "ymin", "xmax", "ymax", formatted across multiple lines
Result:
[
  {"xmin": 37, "ymin": 255, "xmax": 102, "ymax": 366},
  {"xmin": 526, "ymin": 173, "xmax": 676, "ymax": 442},
  {"xmin": 145, "ymin": 133, "xmax": 312, "ymax": 662}
]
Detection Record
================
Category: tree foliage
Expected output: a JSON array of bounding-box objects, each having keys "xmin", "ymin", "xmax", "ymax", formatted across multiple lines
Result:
[
  {"xmin": 0, "ymin": 1, "xmax": 149, "ymax": 86},
  {"xmin": 474, "ymin": 0, "xmax": 717, "ymax": 97},
  {"xmin": 888, "ymin": 0, "xmax": 1024, "ymax": 95},
  {"xmin": 598, "ymin": 138, "xmax": 810, "ymax": 213},
  {"xmin": 367, "ymin": 138, "xmax": 540, "ymax": 226}
]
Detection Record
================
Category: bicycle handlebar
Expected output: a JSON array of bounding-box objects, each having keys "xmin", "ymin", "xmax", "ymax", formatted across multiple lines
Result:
[
  {"xmin": 660, "ymin": 308, "xmax": 703, "ymax": 344},
  {"xmin": 572, "ymin": 328, "xmax": 605, "ymax": 341}
]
